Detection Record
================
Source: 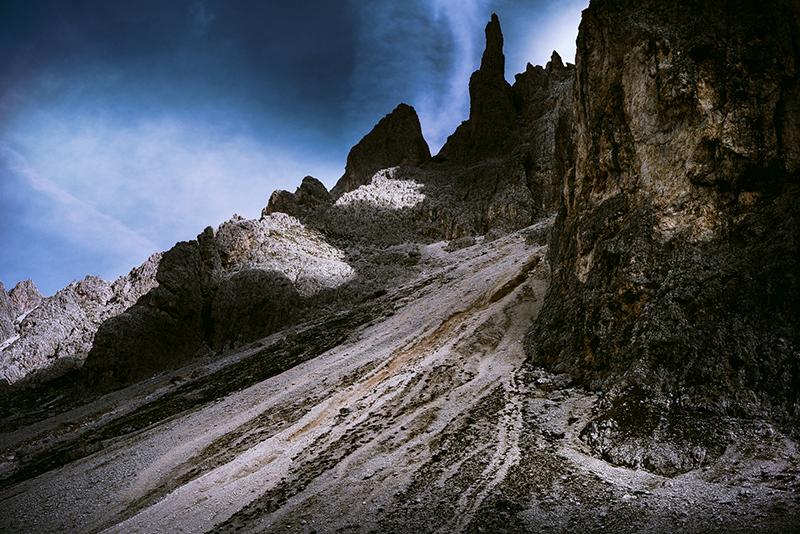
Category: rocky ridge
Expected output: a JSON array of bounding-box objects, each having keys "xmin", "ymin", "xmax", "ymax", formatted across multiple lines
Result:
[
  {"xmin": 0, "ymin": 256, "xmax": 160, "ymax": 385},
  {"xmin": 15, "ymin": 12, "xmax": 575, "ymax": 390},
  {"xmin": 331, "ymin": 103, "xmax": 431, "ymax": 197},
  {"xmin": 0, "ymin": 280, "xmax": 42, "ymax": 343}
]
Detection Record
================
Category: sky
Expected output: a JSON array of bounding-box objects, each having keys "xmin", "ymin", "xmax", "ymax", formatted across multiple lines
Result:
[{"xmin": 0, "ymin": 0, "xmax": 586, "ymax": 295}]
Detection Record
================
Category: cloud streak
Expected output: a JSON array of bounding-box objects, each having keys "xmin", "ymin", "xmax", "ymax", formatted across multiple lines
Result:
[
  {"xmin": 0, "ymin": 144, "xmax": 158, "ymax": 285},
  {"xmin": 1, "ymin": 114, "xmax": 341, "ymax": 292}
]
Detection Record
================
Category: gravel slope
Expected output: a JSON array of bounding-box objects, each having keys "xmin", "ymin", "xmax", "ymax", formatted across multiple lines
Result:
[{"xmin": 1, "ymin": 225, "xmax": 797, "ymax": 533}]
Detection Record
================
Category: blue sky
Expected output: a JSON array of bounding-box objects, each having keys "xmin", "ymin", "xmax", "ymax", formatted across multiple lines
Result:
[{"xmin": 0, "ymin": 0, "xmax": 586, "ymax": 295}]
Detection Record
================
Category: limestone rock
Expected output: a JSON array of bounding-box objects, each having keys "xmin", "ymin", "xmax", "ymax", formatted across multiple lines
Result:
[
  {"xmin": 526, "ymin": 0, "xmax": 800, "ymax": 474},
  {"xmin": 86, "ymin": 212, "xmax": 354, "ymax": 389},
  {"xmin": 86, "ymin": 241, "xmax": 215, "ymax": 388},
  {"xmin": 511, "ymin": 52, "xmax": 575, "ymax": 211},
  {"xmin": 0, "ymin": 255, "xmax": 161, "ymax": 385},
  {"xmin": 434, "ymin": 14, "xmax": 574, "ymax": 229},
  {"xmin": 331, "ymin": 103, "xmax": 430, "ymax": 196},
  {"xmin": 437, "ymin": 13, "xmax": 517, "ymax": 162},
  {"xmin": 0, "ymin": 284, "xmax": 14, "ymax": 341},
  {"xmin": 264, "ymin": 176, "xmax": 332, "ymax": 218},
  {"xmin": 8, "ymin": 280, "xmax": 42, "ymax": 318}
]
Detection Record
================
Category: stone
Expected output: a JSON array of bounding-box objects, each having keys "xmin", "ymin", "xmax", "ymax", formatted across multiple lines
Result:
[
  {"xmin": 0, "ymin": 283, "xmax": 14, "ymax": 341},
  {"xmin": 331, "ymin": 103, "xmax": 430, "ymax": 196},
  {"xmin": 438, "ymin": 13, "xmax": 517, "ymax": 163},
  {"xmin": 526, "ymin": 0, "xmax": 800, "ymax": 474},
  {"xmin": 8, "ymin": 279, "xmax": 42, "ymax": 318},
  {"xmin": 0, "ymin": 255, "xmax": 161, "ymax": 385},
  {"xmin": 85, "ymin": 212, "xmax": 353, "ymax": 389},
  {"xmin": 264, "ymin": 176, "xmax": 332, "ymax": 218}
]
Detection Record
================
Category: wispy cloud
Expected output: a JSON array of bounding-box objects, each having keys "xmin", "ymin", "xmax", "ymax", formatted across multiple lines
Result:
[
  {"xmin": 0, "ymin": 143, "xmax": 159, "ymax": 280},
  {"xmin": 1, "ymin": 113, "xmax": 341, "ymax": 290},
  {"xmin": 345, "ymin": 0, "xmax": 487, "ymax": 153}
]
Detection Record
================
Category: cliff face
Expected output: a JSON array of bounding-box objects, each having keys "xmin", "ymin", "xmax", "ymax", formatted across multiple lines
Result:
[
  {"xmin": 0, "ymin": 284, "xmax": 14, "ymax": 341},
  {"xmin": 85, "ymin": 213, "xmax": 354, "ymax": 388},
  {"xmin": 526, "ymin": 0, "xmax": 800, "ymax": 473},
  {"xmin": 435, "ymin": 15, "xmax": 575, "ymax": 231}
]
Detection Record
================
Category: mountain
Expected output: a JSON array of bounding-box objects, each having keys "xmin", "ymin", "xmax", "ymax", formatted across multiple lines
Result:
[
  {"xmin": 1, "ymin": 2, "xmax": 798, "ymax": 532},
  {"xmin": 0, "ymin": 256, "xmax": 160, "ymax": 385}
]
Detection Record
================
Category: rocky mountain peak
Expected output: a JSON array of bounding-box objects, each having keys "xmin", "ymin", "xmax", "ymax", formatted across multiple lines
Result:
[
  {"xmin": 265, "ymin": 175, "xmax": 331, "ymax": 218},
  {"xmin": 547, "ymin": 50, "xmax": 565, "ymax": 71},
  {"xmin": 331, "ymin": 103, "xmax": 430, "ymax": 196},
  {"xmin": 0, "ymin": 283, "xmax": 14, "ymax": 340},
  {"xmin": 437, "ymin": 14, "xmax": 518, "ymax": 162},
  {"xmin": 9, "ymin": 279, "xmax": 43, "ymax": 316},
  {"xmin": 479, "ymin": 13, "xmax": 505, "ymax": 78}
]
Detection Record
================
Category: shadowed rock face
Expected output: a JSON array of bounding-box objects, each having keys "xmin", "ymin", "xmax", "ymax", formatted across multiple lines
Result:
[
  {"xmin": 526, "ymin": 0, "xmax": 800, "ymax": 474},
  {"xmin": 435, "ymin": 14, "xmax": 575, "ymax": 229},
  {"xmin": 331, "ymin": 103, "xmax": 431, "ymax": 197},
  {"xmin": 85, "ymin": 214, "xmax": 350, "ymax": 389},
  {"xmin": 438, "ymin": 13, "xmax": 517, "ymax": 162},
  {"xmin": 86, "ymin": 236, "xmax": 218, "ymax": 388},
  {"xmin": 265, "ymin": 176, "xmax": 332, "ymax": 218}
]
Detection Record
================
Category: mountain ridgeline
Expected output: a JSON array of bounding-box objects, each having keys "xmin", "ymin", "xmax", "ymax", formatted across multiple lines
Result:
[{"xmin": 1, "ymin": 0, "xmax": 799, "ymax": 504}]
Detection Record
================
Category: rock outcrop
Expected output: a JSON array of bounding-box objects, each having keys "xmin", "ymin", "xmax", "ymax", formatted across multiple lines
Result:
[
  {"xmin": 0, "ymin": 256, "xmax": 160, "ymax": 385},
  {"xmin": 526, "ymin": 0, "xmax": 800, "ymax": 474},
  {"xmin": 85, "ymin": 213, "xmax": 353, "ymax": 388},
  {"xmin": 438, "ymin": 13, "xmax": 517, "ymax": 162},
  {"xmin": 511, "ymin": 52, "xmax": 575, "ymax": 212},
  {"xmin": 8, "ymin": 279, "xmax": 42, "ymax": 318},
  {"xmin": 265, "ymin": 176, "xmax": 332, "ymax": 218},
  {"xmin": 432, "ymin": 14, "xmax": 575, "ymax": 234},
  {"xmin": 331, "ymin": 103, "xmax": 431, "ymax": 196},
  {"xmin": 0, "ymin": 280, "xmax": 42, "ymax": 343},
  {"xmin": 0, "ymin": 284, "xmax": 14, "ymax": 341}
]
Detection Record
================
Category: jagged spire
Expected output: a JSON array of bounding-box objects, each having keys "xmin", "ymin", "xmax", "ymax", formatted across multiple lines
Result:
[
  {"xmin": 437, "ymin": 13, "xmax": 516, "ymax": 162},
  {"xmin": 480, "ymin": 13, "xmax": 505, "ymax": 78},
  {"xmin": 547, "ymin": 50, "xmax": 564, "ymax": 70}
]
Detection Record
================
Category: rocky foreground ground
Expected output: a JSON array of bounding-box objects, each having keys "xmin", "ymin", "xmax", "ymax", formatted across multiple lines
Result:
[{"xmin": 1, "ymin": 224, "xmax": 798, "ymax": 533}]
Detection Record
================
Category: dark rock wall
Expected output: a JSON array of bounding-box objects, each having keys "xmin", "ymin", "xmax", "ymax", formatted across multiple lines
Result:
[
  {"xmin": 436, "ymin": 14, "xmax": 575, "ymax": 229},
  {"xmin": 265, "ymin": 176, "xmax": 332, "ymax": 219},
  {"xmin": 527, "ymin": 0, "xmax": 800, "ymax": 425},
  {"xmin": 438, "ymin": 13, "xmax": 517, "ymax": 162},
  {"xmin": 86, "ymin": 228, "xmax": 299, "ymax": 388}
]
